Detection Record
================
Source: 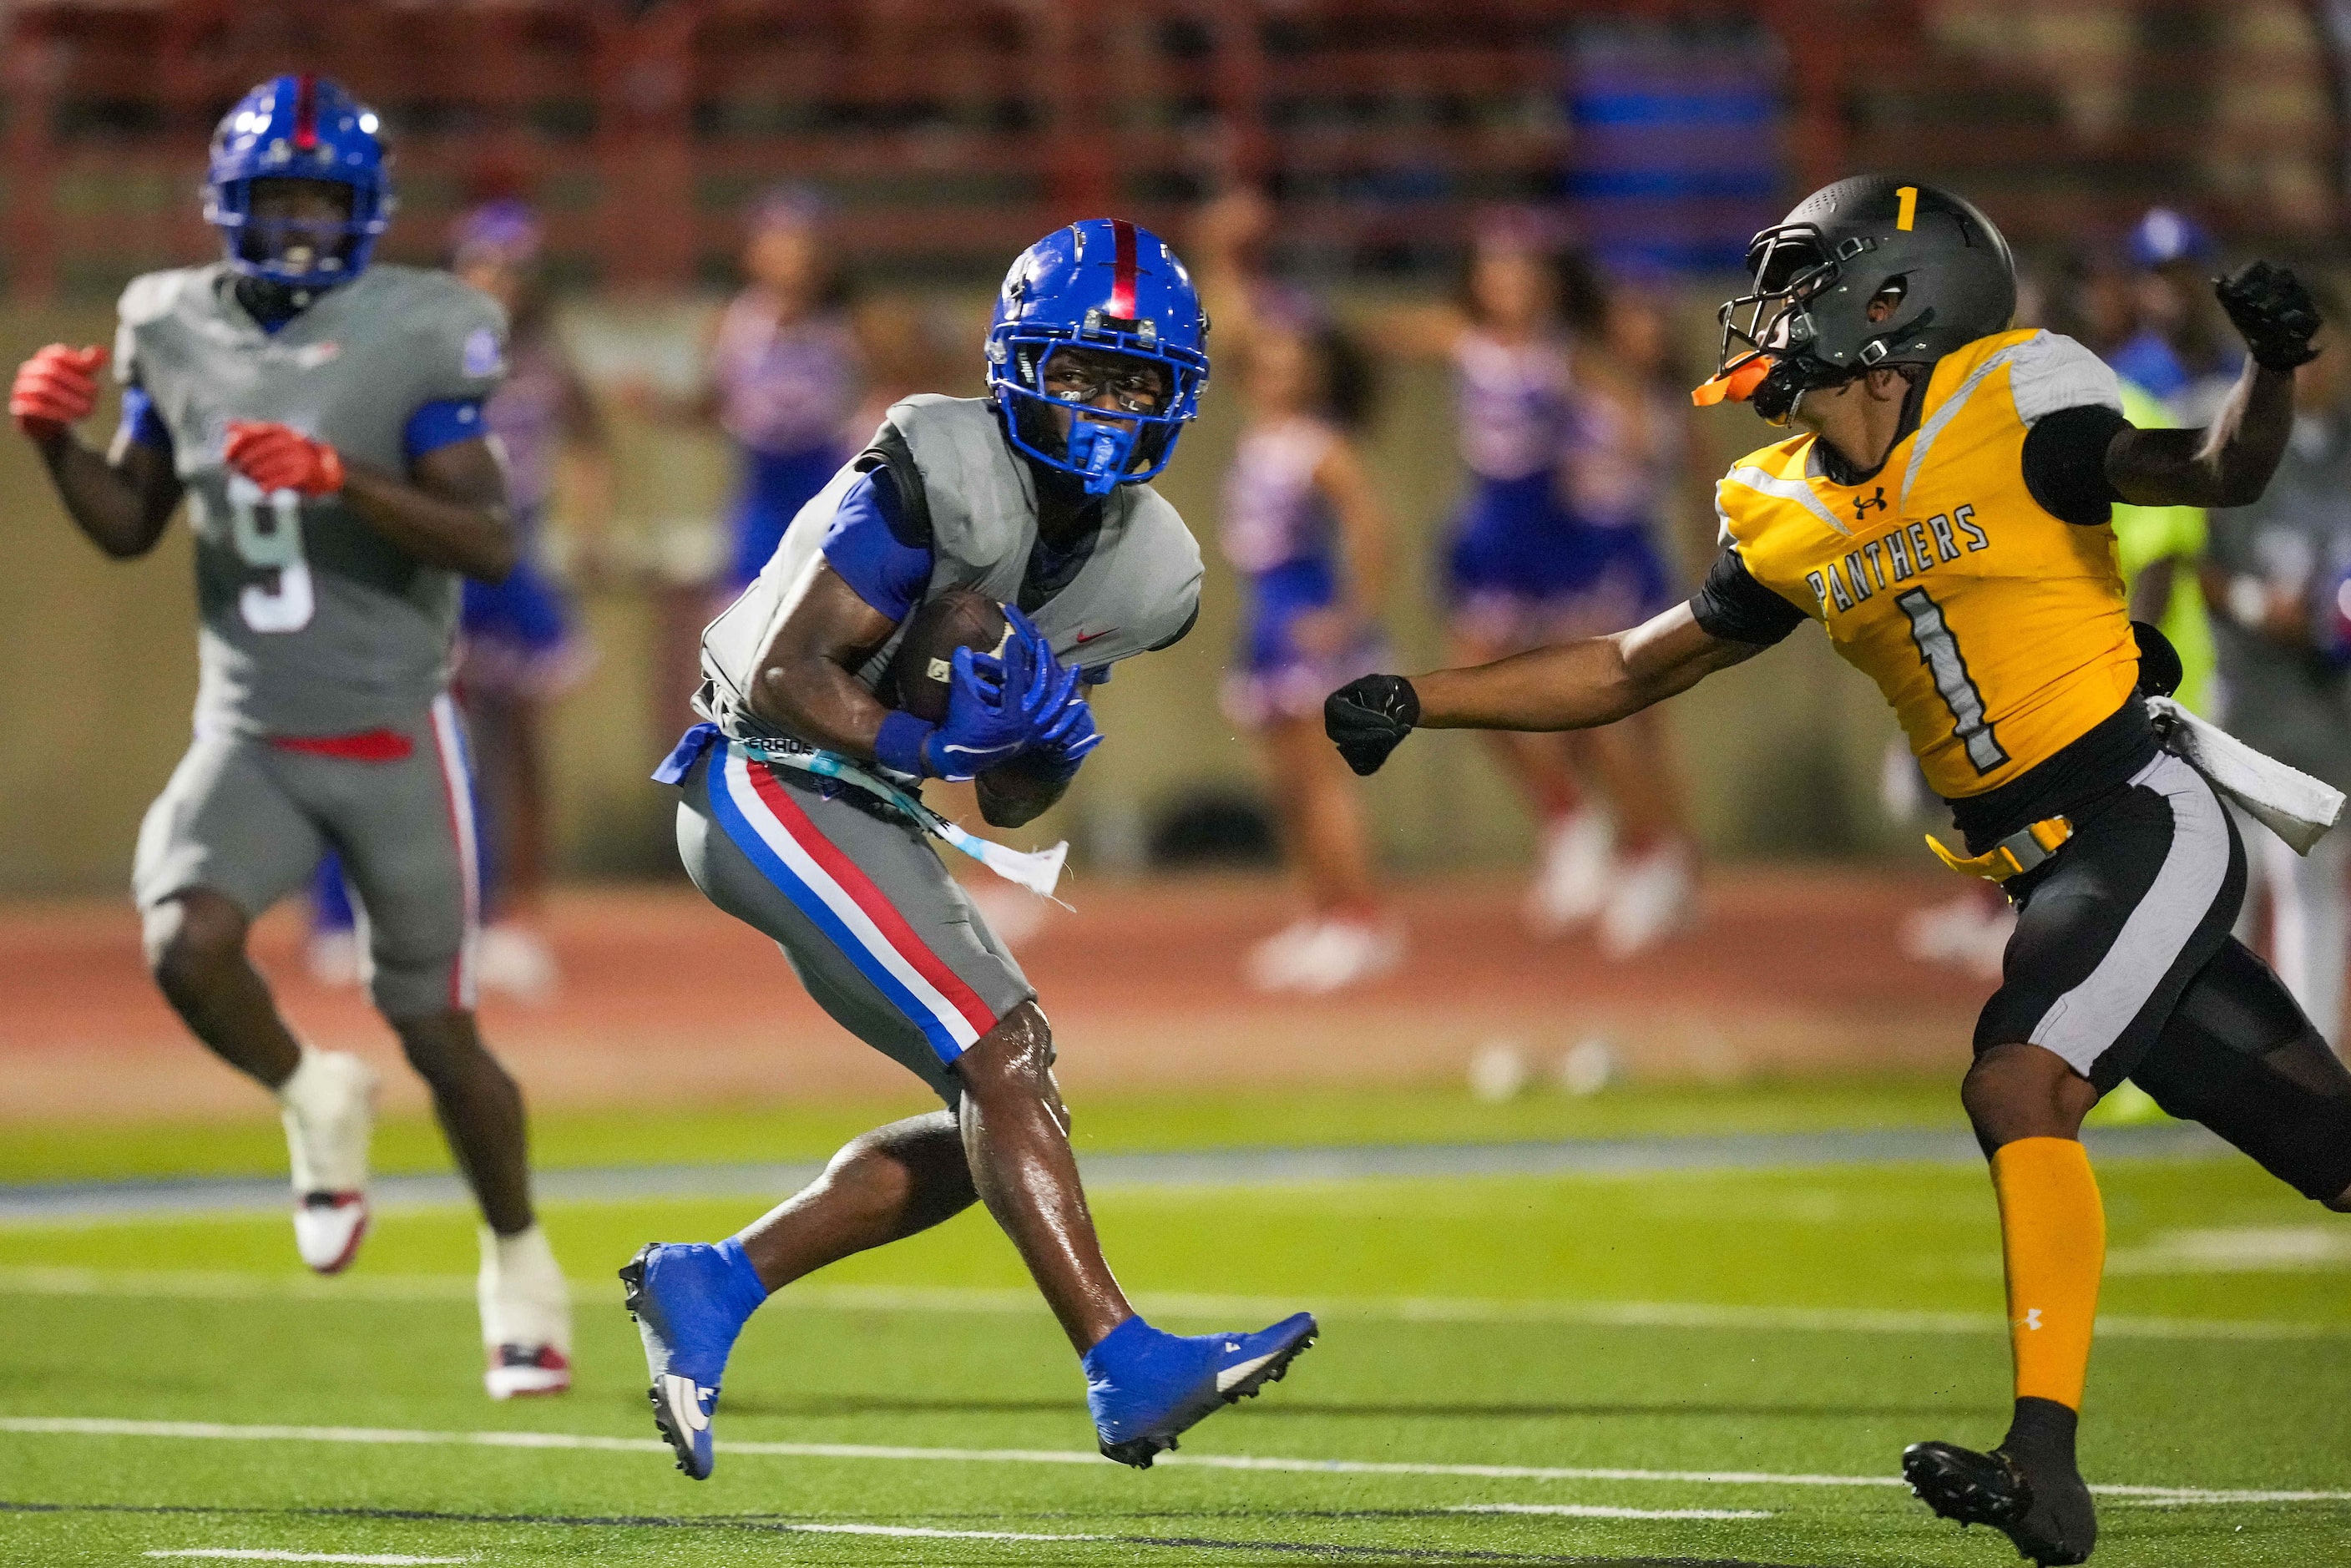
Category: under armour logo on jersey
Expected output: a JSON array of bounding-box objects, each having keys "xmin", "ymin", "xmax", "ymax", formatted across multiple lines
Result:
[{"xmin": 1853, "ymin": 487, "xmax": 1888, "ymax": 520}]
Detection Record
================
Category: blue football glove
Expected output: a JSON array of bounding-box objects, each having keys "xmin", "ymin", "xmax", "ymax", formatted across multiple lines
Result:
[
  {"xmin": 874, "ymin": 630, "xmax": 1042, "ymax": 782},
  {"xmin": 933, "ymin": 640, "xmax": 1043, "ymax": 780},
  {"xmin": 1026, "ymin": 690, "xmax": 1103, "ymax": 783},
  {"xmin": 1000, "ymin": 605, "xmax": 1103, "ymax": 781}
]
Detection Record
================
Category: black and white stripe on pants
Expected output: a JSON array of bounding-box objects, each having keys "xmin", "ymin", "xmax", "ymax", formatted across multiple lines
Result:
[{"xmin": 1974, "ymin": 751, "xmax": 2245, "ymax": 1090}]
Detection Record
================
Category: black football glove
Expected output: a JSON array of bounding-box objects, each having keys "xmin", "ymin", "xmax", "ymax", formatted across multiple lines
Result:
[
  {"xmin": 1325, "ymin": 674, "xmax": 1420, "ymax": 776},
  {"xmin": 2216, "ymin": 260, "xmax": 2323, "ymax": 373}
]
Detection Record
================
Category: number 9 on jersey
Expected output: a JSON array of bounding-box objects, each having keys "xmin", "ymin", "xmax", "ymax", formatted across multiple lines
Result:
[{"xmin": 221, "ymin": 473, "xmax": 316, "ymax": 634}]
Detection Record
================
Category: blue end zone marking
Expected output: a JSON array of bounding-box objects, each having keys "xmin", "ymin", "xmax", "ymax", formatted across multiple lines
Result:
[{"xmin": 703, "ymin": 758, "xmax": 966, "ymax": 1065}]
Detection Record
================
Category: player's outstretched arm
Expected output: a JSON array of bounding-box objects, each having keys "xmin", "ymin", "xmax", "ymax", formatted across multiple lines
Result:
[
  {"xmin": 2105, "ymin": 260, "xmax": 2318, "ymax": 510},
  {"xmin": 1327, "ymin": 603, "xmax": 1763, "ymax": 776},
  {"xmin": 11, "ymin": 346, "xmax": 182, "ymax": 559}
]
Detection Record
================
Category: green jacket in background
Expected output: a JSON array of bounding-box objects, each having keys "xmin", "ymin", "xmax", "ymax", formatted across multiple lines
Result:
[{"xmin": 2108, "ymin": 380, "xmax": 2216, "ymax": 715}]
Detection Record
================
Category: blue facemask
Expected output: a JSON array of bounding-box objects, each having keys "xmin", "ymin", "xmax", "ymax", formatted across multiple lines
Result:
[{"xmin": 1064, "ymin": 412, "xmax": 1141, "ymax": 497}]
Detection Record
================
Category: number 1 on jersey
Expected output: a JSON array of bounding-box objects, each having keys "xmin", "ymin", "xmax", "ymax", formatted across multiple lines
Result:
[
  {"xmin": 225, "ymin": 474, "xmax": 316, "ymax": 634},
  {"xmin": 1896, "ymin": 586, "xmax": 2007, "ymax": 774}
]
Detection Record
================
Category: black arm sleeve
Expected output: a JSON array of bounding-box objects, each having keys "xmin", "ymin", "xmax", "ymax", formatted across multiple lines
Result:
[
  {"xmin": 1687, "ymin": 547, "xmax": 1807, "ymax": 647},
  {"xmin": 2020, "ymin": 403, "xmax": 2131, "ymax": 525}
]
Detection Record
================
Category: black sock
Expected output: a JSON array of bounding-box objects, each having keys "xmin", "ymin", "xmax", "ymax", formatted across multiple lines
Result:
[{"xmin": 2001, "ymin": 1395, "xmax": 2081, "ymax": 1475}]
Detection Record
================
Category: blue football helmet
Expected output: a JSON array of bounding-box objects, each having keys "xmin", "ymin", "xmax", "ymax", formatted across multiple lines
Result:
[
  {"xmin": 204, "ymin": 74, "xmax": 393, "ymax": 290},
  {"xmin": 987, "ymin": 219, "xmax": 1209, "ymax": 494}
]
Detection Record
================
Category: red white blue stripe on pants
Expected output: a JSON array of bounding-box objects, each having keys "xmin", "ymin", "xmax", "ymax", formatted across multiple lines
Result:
[{"xmin": 706, "ymin": 747, "xmax": 996, "ymax": 1063}]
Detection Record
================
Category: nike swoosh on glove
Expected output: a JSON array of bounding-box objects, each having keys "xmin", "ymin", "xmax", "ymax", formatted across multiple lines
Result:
[
  {"xmin": 225, "ymin": 420, "xmax": 347, "ymax": 496},
  {"xmin": 924, "ymin": 633, "xmax": 1044, "ymax": 781},
  {"xmin": 2216, "ymin": 260, "xmax": 2323, "ymax": 373},
  {"xmin": 1325, "ymin": 674, "xmax": 1420, "ymax": 776},
  {"xmin": 10, "ymin": 344, "xmax": 107, "ymax": 442}
]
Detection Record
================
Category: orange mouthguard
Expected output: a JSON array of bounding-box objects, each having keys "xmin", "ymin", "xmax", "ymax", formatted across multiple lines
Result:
[{"xmin": 1691, "ymin": 357, "xmax": 1771, "ymax": 407}]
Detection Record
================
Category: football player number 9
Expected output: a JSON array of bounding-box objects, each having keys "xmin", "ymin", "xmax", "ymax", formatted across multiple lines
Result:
[{"xmin": 222, "ymin": 474, "xmax": 316, "ymax": 634}]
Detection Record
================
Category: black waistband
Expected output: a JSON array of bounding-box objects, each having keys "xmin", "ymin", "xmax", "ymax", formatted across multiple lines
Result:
[{"xmin": 1944, "ymin": 696, "xmax": 2161, "ymax": 854}]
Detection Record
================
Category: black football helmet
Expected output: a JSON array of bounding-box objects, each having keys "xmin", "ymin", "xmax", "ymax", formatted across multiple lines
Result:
[{"xmin": 1697, "ymin": 175, "xmax": 2018, "ymax": 424}]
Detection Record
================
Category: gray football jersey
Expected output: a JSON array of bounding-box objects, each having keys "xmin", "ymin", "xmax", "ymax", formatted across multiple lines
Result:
[
  {"xmin": 699, "ymin": 394, "xmax": 1204, "ymax": 745},
  {"xmin": 116, "ymin": 262, "xmax": 508, "ymax": 736}
]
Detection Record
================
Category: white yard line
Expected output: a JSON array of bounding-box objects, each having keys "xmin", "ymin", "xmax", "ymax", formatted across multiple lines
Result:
[
  {"xmin": 776, "ymin": 1523, "xmax": 1105, "ymax": 1541},
  {"xmin": 0, "ymin": 1267, "xmax": 2340, "ymax": 1343},
  {"xmin": 144, "ymin": 1554, "xmax": 473, "ymax": 1564},
  {"xmin": 6, "ymin": 1415, "xmax": 2344, "ymax": 1505},
  {"xmin": 1449, "ymin": 1504, "xmax": 1772, "ymax": 1520}
]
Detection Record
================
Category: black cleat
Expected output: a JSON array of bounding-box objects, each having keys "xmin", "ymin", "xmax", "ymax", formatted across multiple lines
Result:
[{"xmin": 1904, "ymin": 1439, "xmax": 2096, "ymax": 1565}]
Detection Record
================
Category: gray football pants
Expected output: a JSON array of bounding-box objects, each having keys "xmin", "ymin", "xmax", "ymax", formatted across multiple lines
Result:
[
  {"xmin": 672, "ymin": 742, "xmax": 1034, "ymax": 1108},
  {"xmin": 134, "ymin": 694, "xmax": 482, "ymax": 1019}
]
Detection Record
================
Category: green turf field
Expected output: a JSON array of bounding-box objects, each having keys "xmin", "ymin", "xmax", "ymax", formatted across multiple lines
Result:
[
  {"xmin": 0, "ymin": 1075, "xmax": 1973, "ymax": 1186},
  {"xmin": 3, "ymin": 1105, "xmax": 2348, "ymax": 1566}
]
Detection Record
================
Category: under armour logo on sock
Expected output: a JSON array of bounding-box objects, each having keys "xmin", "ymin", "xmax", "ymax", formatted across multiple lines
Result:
[{"xmin": 2017, "ymin": 1308, "xmax": 2044, "ymax": 1332}]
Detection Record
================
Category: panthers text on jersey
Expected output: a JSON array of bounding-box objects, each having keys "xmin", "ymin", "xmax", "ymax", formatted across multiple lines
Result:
[{"xmin": 1715, "ymin": 329, "xmax": 2138, "ymax": 801}]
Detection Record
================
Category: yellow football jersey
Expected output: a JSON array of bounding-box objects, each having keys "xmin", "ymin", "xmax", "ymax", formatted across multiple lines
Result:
[{"xmin": 1716, "ymin": 329, "xmax": 2140, "ymax": 801}]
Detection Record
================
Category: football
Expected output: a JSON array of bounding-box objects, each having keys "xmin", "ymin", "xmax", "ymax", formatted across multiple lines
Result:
[{"xmin": 885, "ymin": 588, "xmax": 1012, "ymax": 722}]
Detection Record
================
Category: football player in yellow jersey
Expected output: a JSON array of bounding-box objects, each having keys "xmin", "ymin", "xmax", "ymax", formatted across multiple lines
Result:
[{"xmin": 1327, "ymin": 176, "xmax": 2342, "ymax": 1566}]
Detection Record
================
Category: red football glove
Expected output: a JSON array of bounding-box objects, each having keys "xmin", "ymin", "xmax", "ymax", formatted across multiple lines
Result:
[
  {"xmin": 224, "ymin": 420, "xmax": 346, "ymax": 496},
  {"xmin": 9, "ymin": 344, "xmax": 107, "ymax": 443}
]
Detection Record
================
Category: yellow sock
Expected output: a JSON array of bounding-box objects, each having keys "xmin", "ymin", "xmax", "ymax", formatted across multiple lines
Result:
[{"xmin": 1991, "ymin": 1136, "xmax": 2106, "ymax": 1411}]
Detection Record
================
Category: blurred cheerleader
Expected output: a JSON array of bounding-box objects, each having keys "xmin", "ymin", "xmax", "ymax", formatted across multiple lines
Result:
[
  {"xmin": 1388, "ymin": 216, "xmax": 1696, "ymax": 954},
  {"xmin": 1196, "ymin": 193, "xmax": 1401, "ymax": 992}
]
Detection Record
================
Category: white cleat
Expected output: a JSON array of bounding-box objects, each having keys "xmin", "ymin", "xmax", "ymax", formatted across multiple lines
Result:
[
  {"xmin": 486, "ymin": 1343, "xmax": 574, "ymax": 1400},
  {"xmin": 291, "ymin": 1191, "xmax": 370, "ymax": 1276},
  {"xmin": 1525, "ymin": 809, "xmax": 1615, "ymax": 935},
  {"xmin": 277, "ymin": 1050, "xmax": 377, "ymax": 1275},
  {"xmin": 304, "ymin": 929, "xmax": 363, "ymax": 988},
  {"xmin": 476, "ymin": 922, "xmax": 560, "ymax": 1004},
  {"xmin": 1598, "ymin": 842, "xmax": 1697, "ymax": 959},
  {"xmin": 1252, "ymin": 918, "xmax": 1402, "ymax": 995},
  {"xmin": 480, "ymin": 1223, "xmax": 573, "ymax": 1399},
  {"xmin": 1900, "ymin": 892, "xmax": 2015, "ymax": 981},
  {"xmin": 1245, "ymin": 918, "xmax": 1322, "ymax": 992}
]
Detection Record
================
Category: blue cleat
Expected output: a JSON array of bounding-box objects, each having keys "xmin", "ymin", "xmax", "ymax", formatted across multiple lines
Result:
[
  {"xmin": 1084, "ymin": 1312, "xmax": 1318, "ymax": 1468},
  {"xmin": 617, "ymin": 1238, "xmax": 768, "ymax": 1480}
]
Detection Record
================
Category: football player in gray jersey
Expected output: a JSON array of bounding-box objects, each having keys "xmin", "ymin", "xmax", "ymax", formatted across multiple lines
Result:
[
  {"xmin": 625, "ymin": 220, "xmax": 1314, "ymax": 1482},
  {"xmin": 7, "ymin": 75, "xmax": 570, "ymax": 1399}
]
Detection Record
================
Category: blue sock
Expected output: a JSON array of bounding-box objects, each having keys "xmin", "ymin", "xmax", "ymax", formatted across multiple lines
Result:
[
  {"xmin": 713, "ymin": 1236, "xmax": 771, "ymax": 1323},
  {"xmin": 1082, "ymin": 1315, "xmax": 1179, "ymax": 1381}
]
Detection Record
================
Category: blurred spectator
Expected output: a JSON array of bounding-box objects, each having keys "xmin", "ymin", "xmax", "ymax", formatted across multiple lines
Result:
[
  {"xmin": 659, "ymin": 186, "xmax": 867, "ymax": 594},
  {"xmin": 2109, "ymin": 208, "xmax": 2244, "ymax": 422},
  {"xmin": 2202, "ymin": 291, "xmax": 2351, "ymax": 1051},
  {"xmin": 1382, "ymin": 216, "xmax": 1695, "ymax": 955},
  {"xmin": 2038, "ymin": 247, "xmax": 2218, "ymax": 715},
  {"xmin": 1196, "ymin": 193, "xmax": 1401, "ymax": 993},
  {"xmin": 449, "ymin": 200, "xmax": 615, "ymax": 996},
  {"xmin": 306, "ymin": 200, "xmax": 615, "ymax": 1000},
  {"xmin": 624, "ymin": 185, "xmax": 869, "ymax": 751}
]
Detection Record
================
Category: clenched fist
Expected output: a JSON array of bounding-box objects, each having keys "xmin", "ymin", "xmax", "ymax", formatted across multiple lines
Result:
[
  {"xmin": 10, "ymin": 344, "xmax": 107, "ymax": 443},
  {"xmin": 2215, "ymin": 260, "xmax": 2323, "ymax": 374},
  {"xmin": 1325, "ymin": 674, "xmax": 1420, "ymax": 776},
  {"xmin": 224, "ymin": 421, "xmax": 346, "ymax": 496}
]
